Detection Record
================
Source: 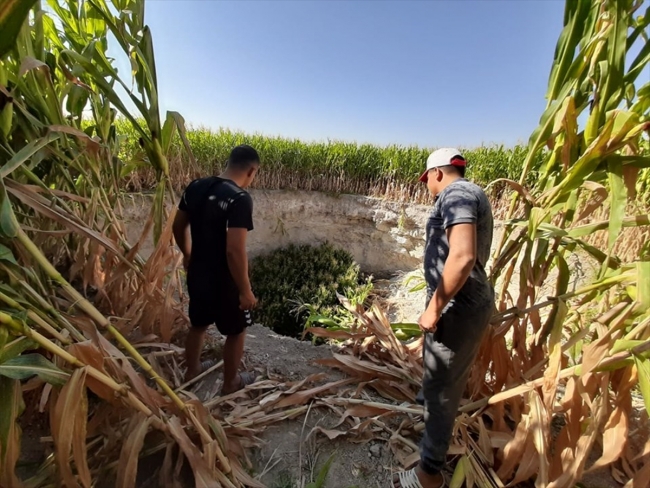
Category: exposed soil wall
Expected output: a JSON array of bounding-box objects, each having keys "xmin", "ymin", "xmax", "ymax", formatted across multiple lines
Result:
[{"xmin": 121, "ymin": 189, "xmax": 506, "ymax": 276}]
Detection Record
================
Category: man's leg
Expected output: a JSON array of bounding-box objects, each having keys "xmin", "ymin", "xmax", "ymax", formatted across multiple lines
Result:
[
  {"xmin": 185, "ymin": 325, "xmax": 208, "ymax": 381},
  {"xmin": 222, "ymin": 329, "xmax": 247, "ymax": 394},
  {"xmin": 419, "ymin": 304, "xmax": 492, "ymax": 477},
  {"xmin": 217, "ymin": 301, "xmax": 254, "ymax": 394},
  {"xmin": 394, "ymin": 302, "xmax": 491, "ymax": 488},
  {"xmin": 185, "ymin": 292, "xmax": 214, "ymax": 382}
]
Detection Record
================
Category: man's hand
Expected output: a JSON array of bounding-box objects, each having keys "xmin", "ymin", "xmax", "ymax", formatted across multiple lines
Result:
[
  {"xmin": 182, "ymin": 254, "xmax": 191, "ymax": 272},
  {"xmin": 239, "ymin": 289, "xmax": 257, "ymax": 310},
  {"xmin": 418, "ymin": 307, "xmax": 441, "ymax": 333}
]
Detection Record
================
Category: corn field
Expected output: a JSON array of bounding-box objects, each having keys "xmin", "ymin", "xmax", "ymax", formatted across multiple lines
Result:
[
  {"xmin": 112, "ymin": 120, "xmax": 545, "ymax": 204},
  {"xmin": 0, "ymin": 0, "xmax": 649, "ymax": 487}
]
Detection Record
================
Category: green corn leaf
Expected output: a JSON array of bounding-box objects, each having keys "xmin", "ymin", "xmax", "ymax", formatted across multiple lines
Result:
[
  {"xmin": 568, "ymin": 214, "xmax": 650, "ymax": 239},
  {"xmin": 66, "ymin": 84, "xmax": 90, "ymax": 118},
  {"xmin": 607, "ymin": 157, "xmax": 626, "ymax": 250},
  {"xmin": 625, "ymin": 34, "xmax": 650, "ymax": 86},
  {"xmin": 0, "ymin": 337, "xmax": 37, "ymax": 365},
  {"xmin": 0, "ymin": 0, "xmax": 38, "ymax": 58},
  {"xmin": 139, "ymin": 27, "xmax": 160, "ymax": 127},
  {"xmin": 546, "ymin": 0, "xmax": 594, "ymax": 102},
  {"xmin": 306, "ymin": 315, "xmax": 340, "ymax": 328},
  {"xmin": 0, "ymin": 99, "xmax": 12, "ymax": 140},
  {"xmin": 60, "ymin": 49, "xmax": 149, "ymax": 138},
  {"xmin": 0, "ymin": 243, "xmax": 16, "ymax": 264},
  {"xmin": 0, "ymin": 180, "xmax": 17, "ymax": 238},
  {"xmin": 602, "ymin": 0, "xmax": 629, "ymax": 113},
  {"xmin": 167, "ymin": 111, "xmax": 196, "ymax": 164},
  {"xmin": 0, "ymin": 132, "xmax": 60, "ymax": 178},
  {"xmin": 0, "ymin": 353, "xmax": 69, "ymax": 385},
  {"xmin": 634, "ymin": 354, "xmax": 650, "ymax": 417},
  {"xmin": 611, "ymin": 339, "xmax": 646, "ymax": 355},
  {"xmin": 161, "ymin": 113, "xmax": 177, "ymax": 155},
  {"xmin": 636, "ymin": 261, "xmax": 650, "ymax": 311},
  {"xmin": 305, "ymin": 452, "xmax": 336, "ymax": 488},
  {"xmin": 528, "ymin": 207, "xmax": 550, "ymax": 239},
  {"xmin": 0, "ymin": 327, "xmax": 7, "ymax": 353},
  {"xmin": 449, "ymin": 455, "xmax": 470, "ymax": 488},
  {"xmin": 82, "ymin": 0, "xmax": 106, "ymax": 38},
  {"xmin": 152, "ymin": 178, "xmax": 166, "ymax": 245},
  {"xmin": 408, "ymin": 281, "xmax": 427, "ymax": 293}
]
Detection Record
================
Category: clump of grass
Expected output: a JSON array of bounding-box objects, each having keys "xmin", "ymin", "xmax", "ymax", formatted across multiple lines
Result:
[{"xmin": 249, "ymin": 243, "xmax": 372, "ymax": 338}]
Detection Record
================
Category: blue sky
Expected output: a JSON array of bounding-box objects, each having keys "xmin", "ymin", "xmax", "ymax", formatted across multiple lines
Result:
[{"xmin": 130, "ymin": 0, "xmax": 567, "ymax": 148}]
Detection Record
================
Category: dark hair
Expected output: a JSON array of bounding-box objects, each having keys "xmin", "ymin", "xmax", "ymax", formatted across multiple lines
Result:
[
  {"xmin": 227, "ymin": 144, "xmax": 260, "ymax": 170},
  {"xmin": 440, "ymin": 164, "xmax": 466, "ymax": 178}
]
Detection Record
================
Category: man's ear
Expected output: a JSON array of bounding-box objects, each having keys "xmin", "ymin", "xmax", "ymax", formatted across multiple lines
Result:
[
  {"xmin": 247, "ymin": 166, "xmax": 257, "ymax": 178},
  {"xmin": 436, "ymin": 168, "xmax": 444, "ymax": 182}
]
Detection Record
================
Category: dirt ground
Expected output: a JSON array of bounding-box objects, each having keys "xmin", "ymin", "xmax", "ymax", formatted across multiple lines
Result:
[{"xmin": 194, "ymin": 324, "xmax": 398, "ymax": 488}]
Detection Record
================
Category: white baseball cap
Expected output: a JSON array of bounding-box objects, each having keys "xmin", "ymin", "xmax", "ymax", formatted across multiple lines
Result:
[{"xmin": 419, "ymin": 147, "xmax": 467, "ymax": 182}]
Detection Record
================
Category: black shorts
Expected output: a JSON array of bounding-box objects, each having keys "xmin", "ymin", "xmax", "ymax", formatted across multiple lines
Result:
[{"xmin": 187, "ymin": 281, "xmax": 252, "ymax": 335}]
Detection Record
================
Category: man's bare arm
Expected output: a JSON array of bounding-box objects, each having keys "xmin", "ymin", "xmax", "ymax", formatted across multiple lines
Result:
[
  {"xmin": 172, "ymin": 210, "xmax": 192, "ymax": 264},
  {"xmin": 227, "ymin": 228, "xmax": 256, "ymax": 309},
  {"xmin": 426, "ymin": 223, "xmax": 477, "ymax": 316}
]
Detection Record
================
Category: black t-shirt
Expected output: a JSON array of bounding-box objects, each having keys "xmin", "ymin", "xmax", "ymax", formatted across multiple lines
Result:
[{"xmin": 178, "ymin": 176, "xmax": 253, "ymax": 291}]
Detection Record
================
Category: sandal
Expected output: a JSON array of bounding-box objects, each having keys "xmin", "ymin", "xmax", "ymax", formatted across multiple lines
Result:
[
  {"xmin": 238, "ymin": 371, "xmax": 256, "ymax": 387},
  {"xmin": 199, "ymin": 359, "xmax": 218, "ymax": 372},
  {"xmin": 183, "ymin": 359, "xmax": 219, "ymax": 384},
  {"xmin": 393, "ymin": 468, "xmax": 447, "ymax": 488},
  {"xmin": 221, "ymin": 371, "xmax": 257, "ymax": 395},
  {"xmin": 394, "ymin": 469, "xmax": 424, "ymax": 488}
]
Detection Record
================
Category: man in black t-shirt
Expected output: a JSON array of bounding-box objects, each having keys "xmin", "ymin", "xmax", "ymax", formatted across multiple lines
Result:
[{"xmin": 172, "ymin": 145, "xmax": 260, "ymax": 393}]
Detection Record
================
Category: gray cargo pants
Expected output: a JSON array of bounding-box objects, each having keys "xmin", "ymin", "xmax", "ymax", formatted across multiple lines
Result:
[{"xmin": 416, "ymin": 295, "xmax": 493, "ymax": 475}]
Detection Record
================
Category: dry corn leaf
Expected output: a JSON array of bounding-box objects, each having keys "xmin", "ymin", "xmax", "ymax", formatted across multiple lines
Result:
[
  {"xmin": 83, "ymin": 325, "xmax": 168, "ymax": 409},
  {"xmin": 477, "ymin": 418, "xmax": 495, "ymax": 466},
  {"xmin": 274, "ymin": 378, "xmax": 355, "ymax": 409},
  {"xmin": 0, "ymin": 377, "xmax": 23, "ymax": 488},
  {"xmin": 305, "ymin": 327, "xmax": 371, "ymax": 340},
  {"xmin": 587, "ymin": 405, "xmax": 628, "ymax": 471},
  {"xmin": 509, "ymin": 436, "xmax": 540, "ymax": 487},
  {"xmin": 343, "ymin": 404, "xmax": 395, "ymax": 418},
  {"xmin": 332, "ymin": 353, "xmax": 411, "ymax": 382},
  {"xmin": 548, "ymin": 404, "xmax": 604, "ymax": 488},
  {"xmin": 528, "ymin": 391, "xmax": 549, "ymax": 488},
  {"xmin": 116, "ymin": 413, "xmax": 152, "ymax": 488},
  {"xmin": 67, "ymin": 341, "xmax": 118, "ymax": 402},
  {"xmin": 369, "ymin": 379, "xmax": 416, "ymax": 402},
  {"xmin": 309, "ymin": 427, "xmax": 348, "ymax": 441},
  {"xmin": 582, "ymin": 334, "xmax": 612, "ymax": 376},
  {"xmin": 496, "ymin": 412, "xmax": 529, "ymax": 481},
  {"xmin": 5, "ymin": 181, "xmax": 127, "ymax": 261},
  {"xmin": 229, "ymin": 461, "xmax": 265, "ymax": 488},
  {"xmin": 166, "ymin": 416, "xmax": 219, "ymax": 488},
  {"xmin": 488, "ymin": 431, "xmax": 513, "ymax": 450},
  {"xmin": 258, "ymin": 373, "xmax": 329, "ymax": 409},
  {"xmin": 159, "ymin": 442, "xmax": 183, "ymax": 488},
  {"xmin": 51, "ymin": 367, "xmax": 90, "ymax": 488}
]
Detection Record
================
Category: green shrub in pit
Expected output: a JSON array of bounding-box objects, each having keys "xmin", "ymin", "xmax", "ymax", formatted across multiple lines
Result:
[{"xmin": 250, "ymin": 243, "xmax": 371, "ymax": 338}]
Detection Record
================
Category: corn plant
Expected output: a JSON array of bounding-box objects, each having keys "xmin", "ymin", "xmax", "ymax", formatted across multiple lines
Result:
[
  {"xmin": 474, "ymin": 0, "xmax": 650, "ymax": 486},
  {"xmin": 111, "ymin": 119, "xmax": 545, "ymax": 207},
  {"xmin": 0, "ymin": 0, "xmax": 262, "ymax": 486}
]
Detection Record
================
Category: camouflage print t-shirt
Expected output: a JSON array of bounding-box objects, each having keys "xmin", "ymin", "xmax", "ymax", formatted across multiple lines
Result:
[{"xmin": 424, "ymin": 178, "xmax": 494, "ymax": 309}]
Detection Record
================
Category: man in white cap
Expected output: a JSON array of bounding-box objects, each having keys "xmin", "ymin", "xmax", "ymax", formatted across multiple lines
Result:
[{"xmin": 393, "ymin": 148, "xmax": 494, "ymax": 488}]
